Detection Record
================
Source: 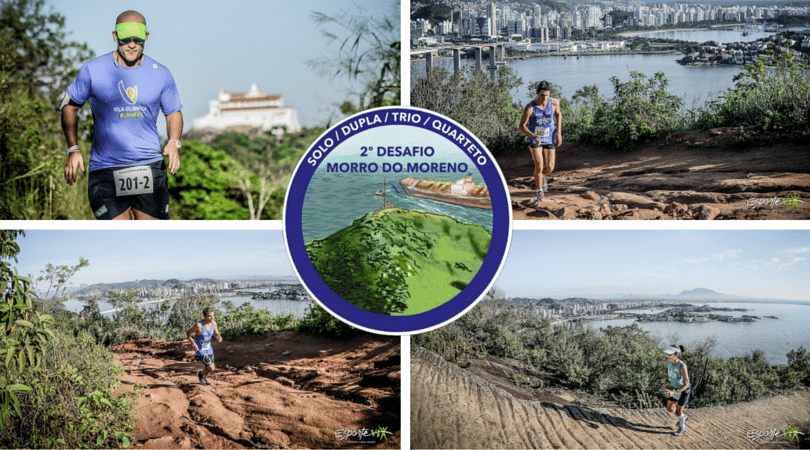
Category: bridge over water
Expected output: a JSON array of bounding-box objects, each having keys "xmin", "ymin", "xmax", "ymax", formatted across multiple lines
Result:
[{"xmin": 412, "ymin": 43, "xmax": 507, "ymax": 79}]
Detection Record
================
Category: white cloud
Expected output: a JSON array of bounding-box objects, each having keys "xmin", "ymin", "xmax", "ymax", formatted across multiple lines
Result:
[
  {"xmin": 713, "ymin": 249, "xmax": 742, "ymax": 260},
  {"xmin": 782, "ymin": 247, "xmax": 810, "ymax": 256},
  {"xmin": 778, "ymin": 257, "xmax": 807, "ymax": 270}
]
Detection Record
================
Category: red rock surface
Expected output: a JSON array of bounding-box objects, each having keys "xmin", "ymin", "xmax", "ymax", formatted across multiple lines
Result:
[
  {"xmin": 499, "ymin": 127, "xmax": 810, "ymax": 220},
  {"xmin": 113, "ymin": 332, "xmax": 400, "ymax": 449}
]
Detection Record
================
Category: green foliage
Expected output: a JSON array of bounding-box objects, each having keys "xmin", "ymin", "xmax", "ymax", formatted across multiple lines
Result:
[
  {"xmin": 169, "ymin": 140, "xmax": 251, "ymax": 220},
  {"xmin": 0, "ymin": 328, "xmax": 137, "ymax": 448},
  {"xmin": 412, "ymin": 66, "xmax": 525, "ymax": 155},
  {"xmin": 691, "ymin": 52, "xmax": 810, "ymax": 140},
  {"xmin": 34, "ymin": 258, "xmax": 89, "ymax": 313},
  {"xmin": 298, "ymin": 303, "xmax": 359, "ymax": 339},
  {"xmin": 309, "ymin": 4, "xmax": 400, "ymax": 114},
  {"xmin": 217, "ymin": 303, "xmax": 298, "ymax": 338},
  {"xmin": 414, "ymin": 298, "xmax": 808, "ymax": 409},
  {"xmin": 573, "ymin": 71, "xmax": 684, "ymax": 149},
  {"xmin": 0, "ymin": 0, "xmax": 95, "ymax": 219}
]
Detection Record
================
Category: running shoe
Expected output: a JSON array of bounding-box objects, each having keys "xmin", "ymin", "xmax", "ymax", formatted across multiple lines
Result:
[
  {"xmin": 536, "ymin": 190, "xmax": 544, "ymax": 202},
  {"xmin": 674, "ymin": 423, "xmax": 687, "ymax": 436},
  {"xmin": 675, "ymin": 414, "xmax": 689, "ymax": 427},
  {"xmin": 197, "ymin": 371, "xmax": 205, "ymax": 385}
]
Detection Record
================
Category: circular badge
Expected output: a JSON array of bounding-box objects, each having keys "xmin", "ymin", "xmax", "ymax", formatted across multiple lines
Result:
[{"xmin": 283, "ymin": 106, "xmax": 512, "ymax": 335}]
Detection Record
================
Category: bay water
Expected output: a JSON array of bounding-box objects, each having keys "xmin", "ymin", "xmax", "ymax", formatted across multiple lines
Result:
[
  {"xmin": 411, "ymin": 27, "xmax": 807, "ymax": 112},
  {"xmin": 585, "ymin": 301, "xmax": 810, "ymax": 365}
]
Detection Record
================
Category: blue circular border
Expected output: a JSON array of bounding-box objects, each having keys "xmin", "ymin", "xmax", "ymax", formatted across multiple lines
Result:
[{"xmin": 283, "ymin": 106, "xmax": 512, "ymax": 335}]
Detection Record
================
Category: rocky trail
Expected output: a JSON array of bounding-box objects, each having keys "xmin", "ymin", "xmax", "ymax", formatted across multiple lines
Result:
[
  {"xmin": 411, "ymin": 347, "xmax": 810, "ymax": 449},
  {"xmin": 113, "ymin": 332, "xmax": 400, "ymax": 449},
  {"xmin": 498, "ymin": 128, "xmax": 810, "ymax": 220}
]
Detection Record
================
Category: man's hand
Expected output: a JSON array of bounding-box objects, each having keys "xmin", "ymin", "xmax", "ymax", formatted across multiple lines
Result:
[
  {"xmin": 193, "ymin": 343, "xmax": 199, "ymax": 352},
  {"xmin": 163, "ymin": 141, "xmax": 180, "ymax": 175},
  {"xmin": 217, "ymin": 335, "xmax": 222, "ymax": 343},
  {"xmin": 64, "ymin": 152, "xmax": 85, "ymax": 185},
  {"xmin": 556, "ymin": 133, "xmax": 563, "ymax": 148}
]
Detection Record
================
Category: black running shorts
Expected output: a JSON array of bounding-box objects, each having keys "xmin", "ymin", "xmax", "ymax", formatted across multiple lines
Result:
[
  {"xmin": 197, "ymin": 353, "xmax": 215, "ymax": 368},
  {"xmin": 668, "ymin": 388, "xmax": 691, "ymax": 407},
  {"xmin": 88, "ymin": 160, "xmax": 169, "ymax": 220}
]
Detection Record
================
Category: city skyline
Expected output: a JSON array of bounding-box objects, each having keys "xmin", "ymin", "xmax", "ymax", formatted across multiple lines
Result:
[{"xmin": 12, "ymin": 230, "xmax": 295, "ymax": 292}]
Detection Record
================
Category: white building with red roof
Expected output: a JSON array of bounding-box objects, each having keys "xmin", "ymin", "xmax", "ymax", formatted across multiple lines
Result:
[{"xmin": 192, "ymin": 83, "xmax": 301, "ymax": 134}]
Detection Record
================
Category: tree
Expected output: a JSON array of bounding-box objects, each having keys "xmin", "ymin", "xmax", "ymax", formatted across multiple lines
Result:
[
  {"xmin": 0, "ymin": 0, "xmax": 94, "ymax": 219},
  {"xmin": 308, "ymin": 2, "xmax": 400, "ymax": 115},
  {"xmin": 0, "ymin": 230, "xmax": 56, "ymax": 428},
  {"xmin": 33, "ymin": 258, "xmax": 89, "ymax": 313}
]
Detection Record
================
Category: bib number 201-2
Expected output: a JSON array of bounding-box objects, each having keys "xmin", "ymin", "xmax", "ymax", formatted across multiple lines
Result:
[{"xmin": 113, "ymin": 166, "xmax": 154, "ymax": 197}]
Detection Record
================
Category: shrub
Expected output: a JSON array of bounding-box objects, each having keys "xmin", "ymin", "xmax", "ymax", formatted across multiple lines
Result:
[
  {"xmin": 298, "ymin": 304, "xmax": 359, "ymax": 339},
  {"xmin": 0, "ymin": 328, "xmax": 137, "ymax": 448},
  {"xmin": 691, "ymin": 52, "xmax": 810, "ymax": 132}
]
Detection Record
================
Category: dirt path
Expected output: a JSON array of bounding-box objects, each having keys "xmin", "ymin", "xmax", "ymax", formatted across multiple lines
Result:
[
  {"xmin": 498, "ymin": 128, "xmax": 810, "ymax": 220},
  {"xmin": 113, "ymin": 332, "xmax": 400, "ymax": 449},
  {"xmin": 411, "ymin": 347, "xmax": 810, "ymax": 449}
]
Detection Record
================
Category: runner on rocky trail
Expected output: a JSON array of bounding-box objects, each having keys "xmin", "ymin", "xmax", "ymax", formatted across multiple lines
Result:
[
  {"xmin": 663, "ymin": 345, "xmax": 691, "ymax": 436},
  {"xmin": 187, "ymin": 307, "xmax": 222, "ymax": 385},
  {"xmin": 519, "ymin": 80, "xmax": 562, "ymax": 203},
  {"xmin": 60, "ymin": 10, "xmax": 183, "ymax": 220}
]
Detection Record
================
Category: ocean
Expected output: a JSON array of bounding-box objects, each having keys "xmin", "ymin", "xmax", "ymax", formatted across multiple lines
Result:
[{"xmin": 585, "ymin": 301, "xmax": 810, "ymax": 365}]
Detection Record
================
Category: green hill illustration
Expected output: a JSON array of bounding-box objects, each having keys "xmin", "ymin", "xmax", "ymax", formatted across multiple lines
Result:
[{"xmin": 306, "ymin": 207, "xmax": 491, "ymax": 315}]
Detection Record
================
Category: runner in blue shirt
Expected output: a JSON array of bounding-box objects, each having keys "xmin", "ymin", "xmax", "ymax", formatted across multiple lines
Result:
[
  {"xmin": 186, "ymin": 307, "xmax": 223, "ymax": 386},
  {"xmin": 519, "ymin": 80, "xmax": 562, "ymax": 203},
  {"xmin": 59, "ymin": 10, "xmax": 183, "ymax": 220}
]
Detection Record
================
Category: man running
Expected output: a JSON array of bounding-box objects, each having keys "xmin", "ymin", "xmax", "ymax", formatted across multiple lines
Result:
[
  {"xmin": 519, "ymin": 80, "xmax": 562, "ymax": 202},
  {"xmin": 187, "ymin": 307, "xmax": 222, "ymax": 386},
  {"xmin": 60, "ymin": 10, "xmax": 183, "ymax": 220}
]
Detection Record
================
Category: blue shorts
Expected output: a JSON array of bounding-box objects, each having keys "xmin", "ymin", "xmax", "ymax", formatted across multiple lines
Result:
[{"xmin": 88, "ymin": 160, "xmax": 169, "ymax": 219}]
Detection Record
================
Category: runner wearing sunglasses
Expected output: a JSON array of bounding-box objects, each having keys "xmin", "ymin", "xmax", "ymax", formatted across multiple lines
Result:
[{"xmin": 59, "ymin": 10, "xmax": 183, "ymax": 220}]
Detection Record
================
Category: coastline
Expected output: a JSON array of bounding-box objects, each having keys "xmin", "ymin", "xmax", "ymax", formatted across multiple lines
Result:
[{"xmin": 618, "ymin": 23, "xmax": 744, "ymax": 37}]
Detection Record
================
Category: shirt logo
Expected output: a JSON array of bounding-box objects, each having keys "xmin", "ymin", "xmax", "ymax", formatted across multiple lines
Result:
[{"xmin": 118, "ymin": 80, "xmax": 138, "ymax": 104}]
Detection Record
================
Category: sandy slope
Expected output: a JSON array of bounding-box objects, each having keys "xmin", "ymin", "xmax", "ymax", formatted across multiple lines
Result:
[
  {"xmin": 113, "ymin": 332, "xmax": 400, "ymax": 449},
  {"xmin": 498, "ymin": 128, "xmax": 810, "ymax": 220},
  {"xmin": 411, "ymin": 347, "xmax": 810, "ymax": 449}
]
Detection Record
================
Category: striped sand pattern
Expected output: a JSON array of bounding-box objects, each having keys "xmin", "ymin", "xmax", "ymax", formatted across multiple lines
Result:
[{"xmin": 411, "ymin": 347, "xmax": 809, "ymax": 449}]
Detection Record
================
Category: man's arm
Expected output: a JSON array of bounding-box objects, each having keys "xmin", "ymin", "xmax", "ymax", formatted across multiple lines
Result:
[
  {"xmin": 213, "ymin": 321, "xmax": 222, "ymax": 342},
  {"xmin": 186, "ymin": 323, "xmax": 201, "ymax": 351},
  {"xmin": 61, "ymin": 103, "xmax": 85, "ymax": 185},
  {"xmin": 677, "ymin": 364, "xmax": 690, "ymax": 393},
  {"xmin": 519, "ymin": 104, "xmax": 540, "ymax": 146},
  {"xmin": 553, "ymin": 98, "xmax": 563, "ymax": 147},
  {"xmin": 163, "ymin": 111, "xmax": 183, "ymax": 175}
]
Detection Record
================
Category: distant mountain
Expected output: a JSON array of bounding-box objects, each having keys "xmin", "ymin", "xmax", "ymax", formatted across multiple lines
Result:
[
  {"xmin": 675, "ymin": 288, "xmax": 737, "ymax": 299},
  {"xmin": 74, "ymin": 276, "xmax": 300, "ymax": 295}
]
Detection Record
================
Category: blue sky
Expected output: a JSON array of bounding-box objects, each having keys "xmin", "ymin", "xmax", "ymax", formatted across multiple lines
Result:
[
  {"xmin": 8, "ymin": 229, "xmax": 808, "ymax": 302},
  {"xmin": 13, "ymin": 230, "xmax": 294, "ymax": 290},
  {"xmin": 494, "ymin": 230, "xmax": 810, "ymax": 301},
  {"xmin": 57, "ymin": 0, "xmax": 399, "ymax": 133}
]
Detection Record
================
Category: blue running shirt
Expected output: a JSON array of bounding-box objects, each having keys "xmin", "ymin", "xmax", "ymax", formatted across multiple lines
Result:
[
  {"xmin": 67, "ymin": 52, "xmax": 182, "ymax": 171},
  {"xmin": 526, "ymin": 98, "xmax": 556, "ymax": 146},
  {"xmin": 195, "ymin": 320, "xmax": 215, "ymax": 356}
]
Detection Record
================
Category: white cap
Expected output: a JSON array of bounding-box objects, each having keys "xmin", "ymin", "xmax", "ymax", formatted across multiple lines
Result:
[{"xmin": 665, "ymin": 346, "xmax": 679, "ymax": 355}]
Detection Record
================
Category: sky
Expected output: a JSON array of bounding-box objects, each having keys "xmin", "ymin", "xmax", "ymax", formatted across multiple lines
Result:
[
  {"xmin": 494, "ymin": 230, "xmax": 810, "ymax": 301},
  {"xmin": 12, "ymin": 230, "xmax": 294, "ymax": 291},
  {"xmin": 57, "ymin": 0, "xmax": 399, "ymax": 134},
  {"xmin": 8, "ymin": 229, "xmax": 808, "ymax": 302}
]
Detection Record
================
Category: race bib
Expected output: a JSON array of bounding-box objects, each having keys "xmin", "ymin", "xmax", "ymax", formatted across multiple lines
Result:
[
  {"xmin": 536, "ymin": 126, "xmax": 551, "ymax": 138},
  {"xmin": 201, "ymin": 342, "xmax": 211, "ymax": 351},
  {"xmin": 113, "ymin": 165, "xmax": 154, "ymax": 197}
]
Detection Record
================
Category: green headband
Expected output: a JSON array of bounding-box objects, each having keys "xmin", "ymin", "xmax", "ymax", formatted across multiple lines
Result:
[{"xmin": 115, "ymin": 22, "xmax": 147, "ymax": 40}]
